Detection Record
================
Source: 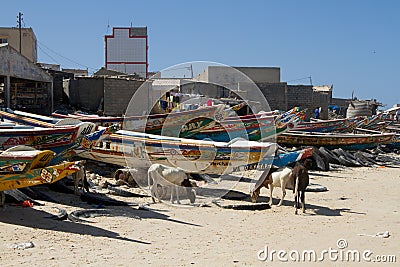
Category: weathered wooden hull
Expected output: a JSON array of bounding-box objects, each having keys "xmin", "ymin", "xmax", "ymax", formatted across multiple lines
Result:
[
  {"xmin": 79, "ymin": 130, "xmax": 277, "ymax": 174},
  {"xmin": 52, "ymin": 105, "xmax": 225, "ymax": 138},
  {"xmin": 0, "ymin": 110, "xmax": 97, "ymax": 157},
  {"xmin": 190, "ymin": 108, "xmax": 301, "ymax": 142},
  {"xmin": 298, "ymin": 118, "xmax": 353, "ymax": 133},
  {"xmin": 0, "ymin": 147, "xmax": 55, "ymax": 173},
  {"xmin": 0, "ymin": 161, "xmax": 80, "ymax": 191},
  {"xmin": 191, "ymin": 115, "xmax": 275, "ymax": 141},
  {"xmin": 386, "ymin": 135, "xmax": 400, "ymax": 149},
  {"xmin": 277, "ymin": 131, "xmax": 396, "ymax": 150}
]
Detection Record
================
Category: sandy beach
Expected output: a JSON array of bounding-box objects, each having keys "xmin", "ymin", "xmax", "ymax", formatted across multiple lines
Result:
[{"xmin": 0, "ymin": 166, "xmax": 399, "ymax": 266}]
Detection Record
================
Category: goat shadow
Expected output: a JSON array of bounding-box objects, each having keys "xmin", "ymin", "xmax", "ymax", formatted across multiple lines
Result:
[{"xmin": 257, "ymin": 197, "xmax": 366, "ymax": 217}]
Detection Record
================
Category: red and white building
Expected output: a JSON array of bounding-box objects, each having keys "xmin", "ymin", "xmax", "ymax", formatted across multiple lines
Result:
[{"xmin": 105, "ymin": 27, "xmax": 148, "ymax": 78}]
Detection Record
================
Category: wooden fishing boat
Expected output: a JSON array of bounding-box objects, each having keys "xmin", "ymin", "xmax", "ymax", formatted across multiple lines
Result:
[
  {"xmin": 9, "ymin": 106, "xmax": 226, "ymax": 138},
  {"xmin": 355, "ymin": 127, "xmax": 400, "ymax": 150},
  {"xmin": 277, "ymin": 131, "xmax": 396, "ymax": 150},
  {"xmin": 0, "ymin": 122, "xmax": 96, "ymax": 156},
  {"xmin": 79, "ymin": 130, "xmax": 277, "ymax": 175},
  {"xmin": 52, "ymin": 111, "xmax": 122, "ymax": 125},
  {"xmin": 0, "ymin": 146, "xmax": 55, "ymax": 171},
  {"xmin": 300, "ymin": 118, "xmax": 356, "ymax": 133},
  {"xmin": 0, "ymin": 109, "xmax": 59, "ymax": 128},
  {"xmin": 190, "ymin": 114, "xmax": 298, "ymax": 142},
  {"xmin": 189, "ymin": 107, "xmax": 302, "ymax": 142},
  {"xmin": 356, "ymin": 114, "xmax": 381, "ymax": 129},
  {"xmin": 0, "ymin": 146, "xmax": 81, "ymax": 191},
  {"xmin": 53, "ymin": 105, "xmax": 226, "ymax": 136},
  {"xmin": 0, "ymin": 109, "xmax": 97, "ymax": 156},
  {"xmin": 386, "ymin": 134, "xmax": 400, "ymax": 149}
]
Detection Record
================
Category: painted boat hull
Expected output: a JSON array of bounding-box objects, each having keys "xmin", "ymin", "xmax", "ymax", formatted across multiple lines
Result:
[
  {"xmin": 0, "ymin": 110, "xmax": 97, "ymax": 159},
  {"xmin": 232, "ymin": 147, "xmax": 314, "ymax": 172},
  {"xmin": 277, "ymin": 131, "xmax": 396, "ymax": 150},
  {"xmin": 0, "ymin": 161, "xmax": 80, "ymax": 191},
  {"xmin": 189, "ymin": 108, "xmax": 301, "ymax": 142},
  {"xmin": 0, "ymin": 147, "xmax": 55, "ymax": 173},
  {"xmin": 79, "ymin": 130, "xmax": 277, "ymax": 174},
  {"xmin": 297, "ymin": 118, "xmax": 354, "ymax": 133}
]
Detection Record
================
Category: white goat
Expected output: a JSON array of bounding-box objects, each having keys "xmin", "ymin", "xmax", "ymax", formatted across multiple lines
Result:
[
  {"xmin": 250, "ymin": 167, "xmax": 293, "ymax": 206},
  {"xmin": 147, "ymin": 164, "xmax": 196, "ymax": 204}
]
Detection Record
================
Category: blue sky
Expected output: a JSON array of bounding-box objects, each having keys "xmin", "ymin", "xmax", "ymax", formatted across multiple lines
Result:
[{"xmin": 1, "ymin": 0, "xmax": 399, "ymax": 108}]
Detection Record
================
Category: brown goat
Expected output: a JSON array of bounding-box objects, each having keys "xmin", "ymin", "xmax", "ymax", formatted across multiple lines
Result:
[{"xmin": 292, "ymin": 158, "xmax": 313, "ymax": 214}]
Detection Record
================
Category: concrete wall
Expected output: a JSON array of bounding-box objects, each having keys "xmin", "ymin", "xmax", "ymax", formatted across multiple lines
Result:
[
  {"xmin": 287, "ymin": 85, "xmax": 330, "ymax": 119},
  {"xmin": 64, "ymin": 77, "xmax": 145, "ymax": 116},
  {"xmin": 234, "ymin": 67, "xmax": 280, "ymax": 83},
  {"xmin": 46, "ymin": 69, "xmax": 74, "ymax": 105},
  {"xmin": 198, "ymin": 66, "xmax": 280, "ymax": 87},
  {"xmin": 66, "ymin": 77, "xmax": 104, "ymax": 112},
  {"xmin": 256, "ymin": 82, "xmax": 287, "ymax": 111},
  {"xmin": 0, "ymin": 45, "xmax": 51, "ymax": 82},
  {"xmin": 0, "ymin": 28, "xmax": 37, "ymax": 62},
  {"xmin": 103, "ymin": 78, "xmax": 144, "ymax": 116}
]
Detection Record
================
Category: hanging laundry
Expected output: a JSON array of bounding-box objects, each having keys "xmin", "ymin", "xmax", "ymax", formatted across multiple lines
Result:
[{"xmin": 160, "ymin": 100, "xmax": 168, "ymax": 110}]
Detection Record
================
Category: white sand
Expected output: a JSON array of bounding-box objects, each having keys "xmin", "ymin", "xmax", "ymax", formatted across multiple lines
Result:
[{"xmin": 0, "ymin": 166, "xmax": 399, "ymax": 266}]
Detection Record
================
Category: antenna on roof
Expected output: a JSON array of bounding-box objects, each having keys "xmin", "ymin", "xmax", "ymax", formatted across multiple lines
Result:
[
  {"xmin": 309, "ymin": 76, "xmax": 312, "ymax": 85},
  {"xmin": 17, "ymin": 12, "xmax": 23, "ymax": 53}
]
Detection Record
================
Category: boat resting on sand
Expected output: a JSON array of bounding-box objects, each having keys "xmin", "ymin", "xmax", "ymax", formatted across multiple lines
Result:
[
  {"xmin": 53, "ymin": 105, "xmax": 226, "ymax": 137},
  {"xmin": 0, "ymin": 110, "xmax": 98, "ymax": 158},
  {"xmin": 190, "ymin": 107, "xmax": 302, "ymax": 142},
  {"xmin": 277, "ymin": 131, "xmax": 396, "ymax": 150},
  {"xmin": 79, "ymin": 130, "xmax": 277, "ymax": 175},
  {"xmin": 299, "ymin": 118, "xmax": 357, "ymax": 133},
  {"xmin": 0, "ymin": 146, "xmax": 81, "ymax": 192}
]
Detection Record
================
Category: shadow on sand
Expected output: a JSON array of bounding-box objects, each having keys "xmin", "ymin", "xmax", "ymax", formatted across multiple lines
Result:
[
  {"xmin": 256, "ymin": 197, "xmax": 367, "ymax": 217},
  {"xmin": 0, "ymin": 205, "xmax": 150, "ymax": 244}
]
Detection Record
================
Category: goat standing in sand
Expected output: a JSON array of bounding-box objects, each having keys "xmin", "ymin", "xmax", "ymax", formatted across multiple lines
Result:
[
  {"xmin": 292, "ymin": 159, "xmax": 312, "ymax": 214},
  {"xmin": 250, "ymin": 167, "xmax": 293, "ymax": 206},
  {"xmin": 250, "ymin": 158, "xmax": 313, "ymax": 214},
  {"xmin": 147, "ymin": 163, "xmax": 196, "ymax": 204},
  {"xmin": 72, "ymin": 161, "xmax": 89, "ymax": 195}
]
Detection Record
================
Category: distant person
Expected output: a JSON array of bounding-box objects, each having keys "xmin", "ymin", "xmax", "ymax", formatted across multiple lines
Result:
[{"xmin": 314, "ymin": 107, "xmax": 320, "ymax": 119}]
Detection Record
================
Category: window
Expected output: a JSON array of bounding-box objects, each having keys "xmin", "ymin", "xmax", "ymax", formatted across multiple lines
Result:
[{"xmin": 0, "ymin": 38, "xmax": 8, "ymax": 44}]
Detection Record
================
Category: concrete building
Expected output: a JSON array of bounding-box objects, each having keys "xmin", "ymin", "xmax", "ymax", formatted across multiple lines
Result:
[
  {"xmin": 0, "ymin": 44, "xmax": 53, "ymax": 114},
  {"xmin": 105, "ymin": 27, "xmax": 148, "ymax": 78},
  {"xmin": 0, "ymin": 27, "xmax": 37, "ymax": 63},
  {"xmin": 196, "ymin": 66, "xmax": 333, "ymax": 119},
  {"xmin": 61, "ymin": 68, "xmax": 88, "ymax": 77},
  {"xmin": 63, "ymin": 65, "xmax": 336, "ymax": 119},
  {"xmin": 38, "ymin": 63, "xmax": 61, "ymax": 71}
]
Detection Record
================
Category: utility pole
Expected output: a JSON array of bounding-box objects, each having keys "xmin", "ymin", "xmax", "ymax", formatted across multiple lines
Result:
[
  {"xmin": 190, "ymin": 64, "xmax": 193, "ymax": 79},
  {"xmin": 17, "ymin": 12, "xmax": 23, "ymax": 53}
]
